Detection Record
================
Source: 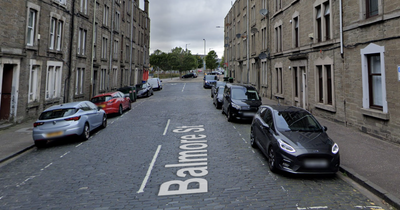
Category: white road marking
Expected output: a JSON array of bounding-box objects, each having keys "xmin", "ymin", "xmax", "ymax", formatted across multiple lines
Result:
[
  {"xmin": 60, "ymin": 151, "xmax": 70, "ymax": 158},
  {"xmin": 137, "ymin": 145, "xmax": 162, "ymax": 193},
  {"xmin": 41, "ymin": 163, "xmax": 53, "ymax": 171},
  {"xmin": 297, "ymin": 206, "xmax": 328, "ymax": 210},
  {"xmin": 163, "ymin": 119, "xmax": 170, "ymax": 136},
  {"xmin": 182, "ymin": 83, "xmax": 186, "ymax": 92},
  {"xmin": 76, "ymin": 143, "xmax": 83, "ymax": 147},
  {"xmin": 354, "ymin": 206, "xmax": 384, "ymax": 209},
  {"xmin": 242, "ymin": 138, "xmax": 247, "ymax": 143}
]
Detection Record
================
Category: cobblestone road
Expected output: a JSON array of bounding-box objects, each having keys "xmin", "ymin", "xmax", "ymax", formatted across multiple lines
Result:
[{"xmin": 0, "ymin": 80, "xmax": 391, "ymax": 209}]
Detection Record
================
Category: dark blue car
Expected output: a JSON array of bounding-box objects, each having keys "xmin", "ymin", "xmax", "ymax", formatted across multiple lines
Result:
[{"xmin": 203, "ymin": 75, "xmax": 218, "ymax": 88}]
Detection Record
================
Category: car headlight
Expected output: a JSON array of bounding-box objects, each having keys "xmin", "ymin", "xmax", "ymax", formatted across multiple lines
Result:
[
  {"xmin": 231, "ymin": 103, "xmax": 241, "ymax": 110},
  {"xmin": 278, "ymin": 139, "xmax": 296, "ymax": 153},
  {"xmin": 331, "ymin": 143, "xmax": 339, "ymax": 154}
]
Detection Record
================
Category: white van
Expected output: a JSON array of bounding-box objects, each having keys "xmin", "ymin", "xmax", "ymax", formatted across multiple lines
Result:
[{"xmin": 148, "ymin": 78, "xmax": 163, "ymax": 90}]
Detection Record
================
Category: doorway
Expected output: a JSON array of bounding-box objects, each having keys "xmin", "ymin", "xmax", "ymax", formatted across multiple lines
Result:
[{"xmin": 0, "ymin": 64, "xmax": 14, "ymax": 120}]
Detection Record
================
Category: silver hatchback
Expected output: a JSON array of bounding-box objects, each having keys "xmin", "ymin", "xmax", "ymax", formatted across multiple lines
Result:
[{"xmin": 32, "ymin": 101, "xmax": 107, "ymax": 147}]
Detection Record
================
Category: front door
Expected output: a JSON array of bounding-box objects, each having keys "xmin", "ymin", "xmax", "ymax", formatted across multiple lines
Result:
[{"xmin": 0, "ymin": 64, "xmax": 13, "ymax": 120}]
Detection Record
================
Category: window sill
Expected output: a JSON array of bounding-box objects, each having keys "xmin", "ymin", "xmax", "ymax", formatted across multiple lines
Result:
[
  {"xmin": 361, "ymin": 108, "xmax": 390, "ymax": 120},
  {"xmin": 27, "ymin": 101, "xmax": 40, "ymax": 109},
  {"xmin": 315, "ymin": 103, "xmax": 336, "ymax": 113}
]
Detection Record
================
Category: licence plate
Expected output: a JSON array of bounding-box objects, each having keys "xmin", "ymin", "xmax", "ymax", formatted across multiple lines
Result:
[
  {"xmin": 304, "ymin": 159, "xmax": 328, "ymax": 168},
  {"xmin": 46, "ymin": 131, "xmax": 63, "ymax": 138}
]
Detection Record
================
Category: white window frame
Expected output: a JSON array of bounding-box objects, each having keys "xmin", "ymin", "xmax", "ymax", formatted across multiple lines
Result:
[
  {"xmin": 27, "ymin": 6, "xmax": 39, "ymax": 47},
  {"xmin": 274, "ymin": 20, "xmax": 283, "ymax": 53},
  {"xmin": 313, "ymin": 0, "xmax": 332, "ymax": 43},
  {"xmin": 78, "ymin": 28, "xmax": 87, "ymax": 55},
  {"xmin": 99, "ymin": 68, "xmax": 107, "ymax": 91},
  {"xmin": 103, "ymin": 4, "xmax": 109, "ymax": 26},
  {"xmin": 28, "ymin": 60, "xmax": 42, "ymax": 102},
  {"xmin": 292, "ymin": 12, "xmax": 300, "ymax": 48},
  {"xmin": 45, "ymin": 61, "xmax": 63, "ymax": 100},
  {"xmin": 49, "ymin": 18, "xmax": 56, "ymax": 49},
  {"xmin": 75, "ymin": 67, "xmax": 85, "ymax": 95},
  {"xmin": 102, "ymin": 36, "xmax": 108, "ymax": 59},
  {"xmin": 56, "ymin": 21, "xmax": 63, "ymax": 50},
  {"xmin": 361, "ymin": 43, "xmax": 387, "ymax": 113},
  {"xmin": 80, "ymin": 0, "xmax": 88, "ymax": 15},
  {"xmin": 112, "ymin": 67, "xmax": 118, "ymax": 88}
]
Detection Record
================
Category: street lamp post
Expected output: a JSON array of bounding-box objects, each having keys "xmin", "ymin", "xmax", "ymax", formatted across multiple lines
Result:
[{"xmin": 203, "ymin": 39, "xmax": 206, "ymax": 74}]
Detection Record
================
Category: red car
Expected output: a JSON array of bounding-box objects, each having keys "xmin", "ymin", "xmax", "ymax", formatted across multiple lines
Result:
[{"xmin": 90, "ymin": 91, "xmax": 131, "ymax": 115}]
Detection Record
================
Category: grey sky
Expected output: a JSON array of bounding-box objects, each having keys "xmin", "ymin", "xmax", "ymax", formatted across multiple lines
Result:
[{"xmin": 147, "ymin": 0, "xmax": 233, "ymax": 59}]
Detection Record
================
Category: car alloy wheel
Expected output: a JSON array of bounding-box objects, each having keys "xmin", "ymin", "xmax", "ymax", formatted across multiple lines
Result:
[
  {"xmin": 250, "ymin": 129, "xmax": 257, "ymax": 148},
  {"xmin": 101, "ymin": 114, "xmax": 107, "ymax": 128},
  {"xmin": 119, "ymin": 105, "xmax": 123, "ymax": 115},
  {"xmin": 268, "ymin": 147, "xmax": 278, "ymax": 172},
  {"xmin": 81, "ymin": 123, "xmax": 90, "ymax": 140},
  {"xmin": 227, "ymin": 108, "xmax": 233, "ymax": 122}
]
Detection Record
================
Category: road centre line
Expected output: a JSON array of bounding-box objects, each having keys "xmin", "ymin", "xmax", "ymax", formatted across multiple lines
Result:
[
  {"xmin": 182, "ymin": 83, "xmax": 186, "ymax": 92},
  {"xmin": 137, "ymin": 145, "xmax": 162, "ymax": 193},
  {"xmin": 163, "ymin": 119, "xmax": 170, "ymax": 136},
  {"xmin": 60, "ymin": 151, "xmax": 70, "ymax": 158},
  {"xmin": 41, "ymin": 163, "xmax": 53, "ymax": 171}
]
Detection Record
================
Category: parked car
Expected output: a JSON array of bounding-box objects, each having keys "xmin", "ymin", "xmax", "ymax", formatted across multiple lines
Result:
[
  {"xmin": 182, "ymin": 73, "xmax": 197, "ymax": 78},
  {"xmin": 90, "ymin": 91, "xmax": 131, "ymax": 115},
  {"xmin": 203, "ymin": 75, "xmax": 219, "ymax": 88},
  {"xmin": 250, "ymin": 105, "xmax": 340, "ymax": 174},
  {"xmin": 136, "ymin": 82, "xmax": 153, "ymax": 98},
  {"xmin": 211, "ymin": 81, "xmax": 226, "ymax": 98},
  {"xmin": 213, "ymin": 86, "xmax": 225, "ymax": 109},
  {"xmin": 148, "ymin": 78, "xmax": 163, "ymax": 90},
  {"xmin": 221, "ymin": 83, "xmax": 262, "ymax": 122},
  {"xmin": 32, "ymin": 101, "xmax": 107, "ymax": 147}
]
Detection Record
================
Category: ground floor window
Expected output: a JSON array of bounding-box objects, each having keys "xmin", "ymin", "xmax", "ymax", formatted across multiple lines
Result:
[{"xmin": 45, "ymin": 61, "xmax": 62, "ymax": 100}]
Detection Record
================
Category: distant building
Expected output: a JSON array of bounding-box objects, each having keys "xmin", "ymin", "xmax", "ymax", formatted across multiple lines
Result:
[
  {"xmin": 225, "ymin": 0, "xmax": 400, "ymax": 143},
  {"xmin": 0, "ymin": 0, "xmax": 150, "ymax": 123}
]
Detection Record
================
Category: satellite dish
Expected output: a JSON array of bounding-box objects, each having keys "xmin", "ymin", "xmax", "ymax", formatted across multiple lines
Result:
[
  {"xmin": 236, "ymin": 33, "xmax": 241, "ymax": 38},
  {"xmin": 258, "ymin": 52, "xmax": 267, "ymax": 59},
  {"xmin": 251, "ymin": 27, "xmax": 259, "ymax": 34},
  {"xmin": 260, "ymin": 9, "xmax": 269, "ymax": 16}
]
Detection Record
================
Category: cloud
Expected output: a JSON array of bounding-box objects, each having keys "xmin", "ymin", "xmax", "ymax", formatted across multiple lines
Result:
[{"xmin": 149, "ymin": 0, "xmax": 232, "ymax": 58}]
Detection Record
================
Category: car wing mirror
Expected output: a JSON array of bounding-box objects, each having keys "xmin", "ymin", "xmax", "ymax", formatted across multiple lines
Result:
[{"xmin": 323, "ymin": 126, "xmax": 328, "ymax": 131}]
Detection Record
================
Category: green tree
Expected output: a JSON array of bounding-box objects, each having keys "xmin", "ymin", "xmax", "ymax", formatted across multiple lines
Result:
[{"xmin": 205, "ymin": 50, "xmax": 218, "ymax": 71}]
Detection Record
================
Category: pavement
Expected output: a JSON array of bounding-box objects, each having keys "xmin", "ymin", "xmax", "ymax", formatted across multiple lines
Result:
[{"xmin": 1, "ymin": 76, "xmax": 400, "ymax": 209}]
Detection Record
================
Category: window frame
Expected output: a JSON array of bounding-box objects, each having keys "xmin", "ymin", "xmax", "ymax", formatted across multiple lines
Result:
[
  {"xmin": 361, "ymin": 44, "xmax": 387, "ymax": 113},
  {"xmin": 45, "ymin": 61, "xmax": 63, "ymax": 100}
]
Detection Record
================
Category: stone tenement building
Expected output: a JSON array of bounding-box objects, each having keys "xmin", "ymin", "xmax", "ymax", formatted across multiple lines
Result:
[
  {"xmin": 0, "ymin": 0, "xmax": 150, "ymax": 123},
  {"xmin": 224, "ymin": 0, "xmax": 400, "ymax": 143}
]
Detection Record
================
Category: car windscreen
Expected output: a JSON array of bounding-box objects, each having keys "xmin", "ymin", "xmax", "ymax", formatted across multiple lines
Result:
[
  {"xmin": 217, "ymin": 87, "xmax": 225, "ymax": 94},
  {"xmin": 135, "ymin": 84, "xmax": 143, "ymax": 89},
  {"xmin": 90, "ymin": 96, "xmax": 112, "ymax": 103},
  {"xmin": 273, "ymin": 111, "xmax": 323, "ymax": 132},
  {"xmin": 231, "ymin": 88, "xmax": 260, "ymax": 100},
  {"xmin": 39, "ymin": 108, "xmax": 77, "ymax": 120},
  {"xmin": 205, "ymin": 75, "xmax": 216, "ymax": 80}
]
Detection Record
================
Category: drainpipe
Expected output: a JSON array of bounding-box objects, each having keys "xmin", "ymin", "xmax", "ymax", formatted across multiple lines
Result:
[
  {"xmin": 90, "ymin": 0, "xmax": 97, "ymax": 98},
  {"xmin": 129, "ymin": 1, "xmax": 134, "ymax": 85},
  {"xmin": 339, "ymin": 0, "xmax": 343, "ymax": 57},
  {"xmin": 246, "ymin": 0, "xmax": 250, "ymax": 84},
  {"xmin": 65, "ymin": 0, "xmax": 76, "ymax": 103},
  {"xmin": 108, "ymin": 0, "xmax": 115, "ymax": 91}
]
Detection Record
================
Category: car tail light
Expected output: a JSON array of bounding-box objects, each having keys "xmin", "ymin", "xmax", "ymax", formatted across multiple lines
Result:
[
  {"xmin": 33, "ymin": 122, "xmax": 44, "ymax": 127},
  {"xmin": 65, "ymin": 116, "xmax": 81, "ymax": 121}
]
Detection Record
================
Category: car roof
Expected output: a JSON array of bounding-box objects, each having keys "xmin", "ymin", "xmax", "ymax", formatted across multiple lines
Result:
[
  {"xmin": 92, "ymin": 91, "xmax": 120, "ymax": 98},
  {"xmin": 44, "ymin": 101, "xmax": 88, "ymax": 111},
  {"xmin": 261, "ymin": 105, "xmax": 309, "ymax": 113},
  {"xmin": 225, "ymin": 83, "xmax": 257, "ymax": 90}
]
